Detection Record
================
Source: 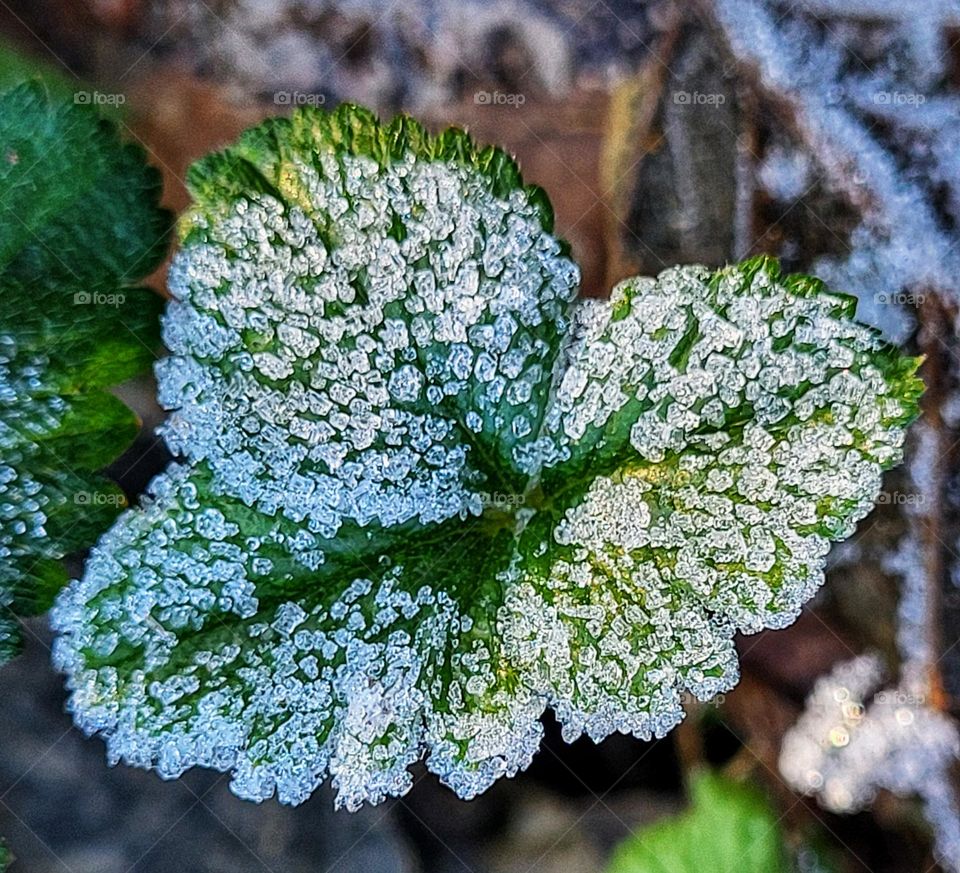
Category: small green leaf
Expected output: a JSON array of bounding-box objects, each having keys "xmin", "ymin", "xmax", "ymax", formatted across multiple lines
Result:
[
  {"xmin": 0, "ymin": 41, "xmax": 74, "ymax": 102},
  {"xmin": 0, "ymin": 81, "xmax": 170, "ymax": 664},
  {"xmin": 51, "ymin": 104, "xmax": 920, "ymax": 809},
  {"xmin": 606, "ymin": 770, "xmax": 787, "ymax": 873}
]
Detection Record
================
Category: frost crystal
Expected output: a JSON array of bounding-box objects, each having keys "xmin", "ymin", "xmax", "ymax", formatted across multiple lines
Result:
[
  {"xmin": 781, "ymin": 420, "xmax": 960, "ymax": 872},
  {"xmin": 780, "ymin": 654, "xmax": 960, "ymax": 872},
  {"xmin": 51, "ymin": 105, "xmax": 921, "ymax": 810}
]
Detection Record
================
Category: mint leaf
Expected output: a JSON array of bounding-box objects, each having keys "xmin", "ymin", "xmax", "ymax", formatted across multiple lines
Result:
[
  {"xmin": 51, "ymin": 104, "xmax": 921, "ymax": 810},
  {"xmin": 606, "ymin": 770, "xmax": 787, "ymax": 873},
  {"xmin": 0, "ymin": 81, "xmax": 170, "ymax": 662}
]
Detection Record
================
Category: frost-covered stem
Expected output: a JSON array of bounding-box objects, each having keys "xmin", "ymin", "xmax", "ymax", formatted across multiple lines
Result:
[{"xmin": 703, "ymin": 0, "xmax": 960, "ymax": 299}]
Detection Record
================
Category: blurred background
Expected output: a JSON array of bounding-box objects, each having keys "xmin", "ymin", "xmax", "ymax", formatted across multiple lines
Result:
[{"xmin": 1, "ymin": 1, "xmax": 960, "ymax": 871}]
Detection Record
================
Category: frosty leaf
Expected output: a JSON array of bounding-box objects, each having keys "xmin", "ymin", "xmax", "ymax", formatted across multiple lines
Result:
[
  {"xmin": 605, "ymin": 770, "xmax": 787, "ymax": 873},
  {"xmin": 501, "ymin": 262, "xmax": 920, "ymax": 743},
  {"xmin": 0, "ymin": 81, "xmax": 169, "ymax": 663},
  {"xmin": 536, "ymin": 260, "xmax": 920, "ymax": 490},
  {"xmin": 168, "ymin": 105, "xmax": 576, "ymax": 501},
  {"xmin": 52, "ymin": 104, "xmax": 920, "ymax": 810},
  {"xmin": 53, "ymin": 463, "xmax": 542, "ymax": 810}
]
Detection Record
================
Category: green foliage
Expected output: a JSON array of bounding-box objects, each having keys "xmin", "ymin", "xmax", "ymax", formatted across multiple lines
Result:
[
  {"xmin": 50, "ymin": 103, "xmax": 921, "ymax": 809},
  {"xmin": 606, "ymin": 771, "xmax": 787, "ymax": 873},
  {"xmin": 0, "ymin": 42, "xmax": 73, "ymax": 99},
  {"xmin": 0, "ymin": 81, "xmax": 169, "ymax": 662}
]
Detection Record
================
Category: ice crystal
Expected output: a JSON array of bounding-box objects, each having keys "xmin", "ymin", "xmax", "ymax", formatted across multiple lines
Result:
[
  {"xmin": 143, "ymin": 0, "xmax": 651, "ymax": 110},
  {"xmin": 780, "ymin": 654, "xmax": 960, "ymax": 872},
  {"xmin": 52, "ymin": 104, "xmax": 921, "ymax": 810},
  {"xmin": 712, "ymin": 0, "xmax": 960, "ymax": 344},
  {"xmin": 0, "ymin": 82, "xmax": 168, "ymax": 662},
  {"xmin": 782, "ymin": 420, "xmax": 960, "ymax": 872}
]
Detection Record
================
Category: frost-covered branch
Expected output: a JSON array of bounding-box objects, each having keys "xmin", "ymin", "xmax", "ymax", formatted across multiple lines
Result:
[{"xmin": 706, "ymin": 0, "xmax": 960, "ymax": 343}]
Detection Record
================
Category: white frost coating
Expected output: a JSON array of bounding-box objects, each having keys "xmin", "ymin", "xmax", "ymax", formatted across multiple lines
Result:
[
  {"xmin": 0, "ymin": 342, "xmax": 67, "ymax": 598},
  {"xmin": 780, "ymin": 654, "xmax": 960, "ymax": 872},
  {"xmin": 783, "ymin": 421, "xmax": 960, "ymax": 871},
  {"xmin": 501, "ymin": 473, "xmax": 741, "ymax": 744},
  {"xmin": 52, "ymin": 128, "xmax": 914, "ymax": 810},
  {"xmin": 158, "ymin": 152, "xmax": 578, "ymax": 541},
  {"xmin": 502, "ymin": 263, "xmax": 910, "ymax": 744},
  {"xmin": 713, "ymin": 0, "xmax": 960, "ymax": 345},
  {"xmin": 537, "ymin": 267, "xmax": 904, "ymax": 582},
  {"xmin": 52, "ymin": 464, "xmax": 542, "ymax": 809}
]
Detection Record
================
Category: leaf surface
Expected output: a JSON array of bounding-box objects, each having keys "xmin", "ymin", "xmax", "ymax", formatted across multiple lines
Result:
[
  {"xmin": 606, "ymin": 770, "xmax": 787, "ymax": 873},
  {"xmin": 0, "ymin": 81, "xmax": 169, "ymax": 663},
  {"xmin": 51, "ymin": 104, "xmax": 921, "ymax": 808}
]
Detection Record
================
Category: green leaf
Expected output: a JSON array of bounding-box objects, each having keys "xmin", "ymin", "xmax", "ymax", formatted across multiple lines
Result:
[
  {"xmin": 55, "ymin": 463, "xmax": 543, "ymax": 809},
  {"xmin": 0, "ymin": 81, "xmax": 170, "ymax": 664},
  {"xmin": 500, "ymin": 260, "xmax": 923, "ymax": 743},
  {"xmin": 51, "ymin": 104, "xmax": 921, "ymax": 810},
  {"xmin": 606, "ymin": 770, "xmax": 787, "ymax": 873},
  {"xmin": 0, "ymin": 40, "xmax": 74, "ymax": 101}
]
